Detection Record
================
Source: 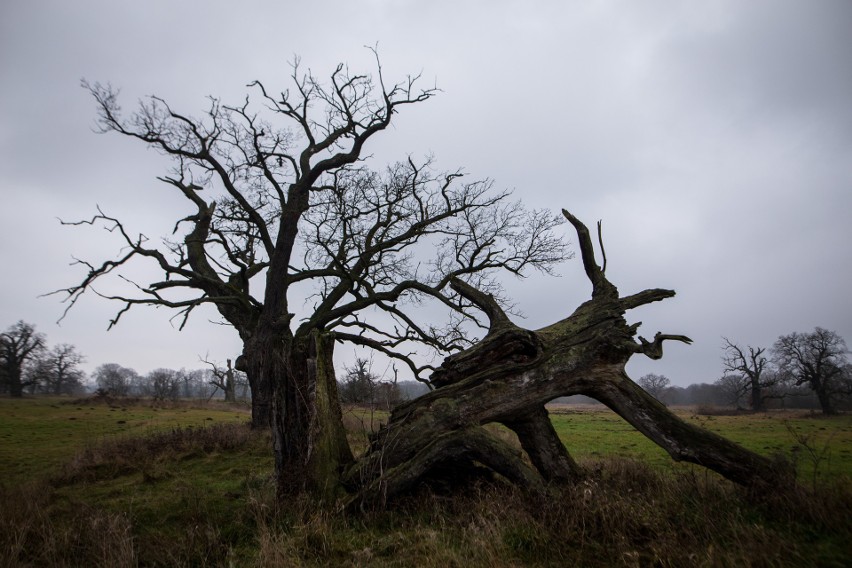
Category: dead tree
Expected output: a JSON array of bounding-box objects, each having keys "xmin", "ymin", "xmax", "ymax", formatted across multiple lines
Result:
[
  {"xmin": 205, "ymin": 358, "xmax": 238, "ymax": 402},
  {"xmin": 55, "ymin": 55, "xmax": 568, "ymax": 498},
  {"xmin": 56, "ymin": 53, "xmax": 788, "ymax": 502},
  {"xmin": 344, "ymin": 211, "xmax": 789, "ymax": 509},
  {"xmin": 721, "ymin": 339, "xmax": 779, "ymax": 411}
]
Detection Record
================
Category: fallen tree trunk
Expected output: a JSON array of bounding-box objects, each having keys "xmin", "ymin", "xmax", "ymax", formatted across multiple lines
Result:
[{"xmin": 343, "ymin": 210, "xmax": 791, "ymax": 509}]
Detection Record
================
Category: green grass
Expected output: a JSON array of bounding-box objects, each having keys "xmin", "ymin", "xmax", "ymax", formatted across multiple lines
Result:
[
  {"xmin": 0, "ymin": 396, "xmax": 250, "ymax": 487},
  {"xmin": 548, "ymin": 404, "xmax": 852, "ymax": 482},
  {"xmin": 2, "ymin": 397, "xmax": 851, "ymax": 566}
]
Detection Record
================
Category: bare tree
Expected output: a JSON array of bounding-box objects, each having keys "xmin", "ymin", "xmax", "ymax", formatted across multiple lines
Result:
[
  {"xmin": 338, "ymin": 358, "xmax": 376, "ymax": 405},
  {"xmin": 0, "ymin": 321, "xmax": 46, "ymax": 397},
  {"xmin": 637, "ymin": 373, "xmax": 670, "ymax": 402},
  {"xmin": 57, "ymin": 54, "xmax": 568, "ymax": 496},
  {"xmin": 146, "ymin": 368, "xmax": 181, "ymax": 401},
  {"xmin": 772, "ymin": 328, "xmax": 850, "ymax": 415},
  {"xmin": 720, "ymin": 338, "xmax": 782, "ymax": 411},
  {"xmin": 29, "ymin": 344, "xmax": 86, "ymax": 395},
  {"xmin": 339, "ymin": 358, "xmax": 400, "ymax": 410},
  {"xmin": 204, "ymin": 358, "xmax": 240, "ymax": 402},
  {"xmin": 715, "ymin": 373, "xmax": 749, "ymax": 408},
  {"xmin": 93, "ymin": 363, "xmax": 139, "ymax": 396}
]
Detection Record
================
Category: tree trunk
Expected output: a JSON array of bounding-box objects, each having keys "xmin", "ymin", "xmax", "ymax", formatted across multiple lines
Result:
[
  {"xmin": 343, "ymin": 211, "xmax": 792, "ymax": 509},
  {"xmin": 750, "ymin": 381, "xmax": 765, "ymax": 412},
  {"xmin": 224, "ymin": 359, "xmax": 236, "ymax": 404},
  {"xmin": 247, "ymin": 328, "xmax": 353, "ymax": 498},
  {"xmin": 8, "ymin": 370, "xmax": 24, "ymax": 398},
  {"xmin": 239, "ymin": 354, "xmax": 272, "ymax": 428},
  {"xmin": 812, "ymin": 379, "xmax": 836, "ymax": 415}
]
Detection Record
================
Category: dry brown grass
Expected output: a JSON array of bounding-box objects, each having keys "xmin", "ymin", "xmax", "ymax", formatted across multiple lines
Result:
[
  {"xmin": 250, "ymin": 457, "xmax": 852, "ymax": 567},
  {"xmin": 0, "ymin": 483, "xmax": 136, "ymax": 568}
]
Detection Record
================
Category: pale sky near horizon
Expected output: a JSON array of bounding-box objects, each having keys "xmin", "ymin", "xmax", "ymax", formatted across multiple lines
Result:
[{"xmin": 1, "ymin": 1, "xmax": 851, "ymax": 386}]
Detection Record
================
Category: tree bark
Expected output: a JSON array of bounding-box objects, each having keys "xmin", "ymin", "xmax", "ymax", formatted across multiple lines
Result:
[
  {"xmin": 223, "ymin": 359, "xmax": 236, "ymax": 404},
  {"xmin": 237, "ymin": 354, "xmax": 272, "ymax": 428},
  {"xmin": 343, "ymin": 211, "xmax": 791, "ymax": 509},
  {"xmin": 246, "ymin": 328, "xmax": 354, "ymax": 498}
]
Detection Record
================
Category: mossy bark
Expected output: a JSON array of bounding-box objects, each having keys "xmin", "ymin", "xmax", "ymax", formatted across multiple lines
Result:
[
  {"xmin": 343, "ymin": 211, "xmax": 792, "ymax": 509},
  {"xmin": 247, "ymin": 328, "xmax": 353, "ymax": 498}
]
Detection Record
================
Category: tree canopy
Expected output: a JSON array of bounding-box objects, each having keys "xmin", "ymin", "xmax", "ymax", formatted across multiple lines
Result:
[{"xmin": 58, "ymin": 55, "xmax": 570, "ymax": 495}]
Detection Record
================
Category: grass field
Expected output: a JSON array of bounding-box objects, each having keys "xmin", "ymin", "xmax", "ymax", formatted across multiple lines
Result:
[
  {"xmin": 547, "ymin": 404, "xmax": 852, "ymax": 483},
  {"xmin": 0, "ymin": 396, "xmax": 250, "ymax": 486},
  {"xmin": 1, "ymin": 397, "xmax": 851, "ymax": 566}
]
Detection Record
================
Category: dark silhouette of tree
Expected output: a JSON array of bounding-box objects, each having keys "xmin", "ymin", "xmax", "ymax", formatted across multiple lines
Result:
[
  {"xmin": 57, "ymin": 54, "xmax": 568, "ymax": 497},
  {"xmin": 720, "ymin": 338, "xmax": 782, "ymax": 411},
  {"xmin": 52, "ymin": 53, "xmax": 794, "ymax": 504},
  {"xmin": 343, "ymin": 211, "xmax": 790, "ymax": 510},
  {"xmin": 93, "ymin": 363, "xmax": 139, "ymax": 396},
  {"xmin": 772, "ymin": 328, "xmax": 851, "ymax": 415},
  {"xmin": 146, "ymin": 368, "xmax": 181, "ymax": 401},
  {"xmin": 0, "ymin": 321, "xmax": 45, "ymax": 397},
  {"xmin": 338, "ymin": 358, "xmax": 375, "ymax": 405},
  {"xmin": 339, "ymin": 358, "xmax": 400, "ymax": 410},
  {"xmin": 637, "ymin": 373, "xmax": 670, "ymax": 401},
  {"xmin": 28, "ymin": 343, "xmax": 86, "ymax": 395},
  {"xmin": 204, "ymin": 358, "xmax": 242, "ymax": 402}
]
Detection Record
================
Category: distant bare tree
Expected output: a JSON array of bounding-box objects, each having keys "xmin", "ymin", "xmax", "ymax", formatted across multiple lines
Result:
[
  {"xmin": 772, "ymin": 328, "xmax": 851, "ymax": 415},
  {"xmin": 29, "ymin": 344, "xmax": 86, "ymax": 395},
  {"xmin": 93, "ymin": 363, "xmax": 139, "ymax": 396},
  {"xmin": 146, "ymin": 368, "xmax": 181, "ymax": 401},
  {"xmin": 637, "ymin": 373, "xmax": 670, "ymax": 401},
  {"xmin": 720, "ymin": 338, "xmax": 781, "ymax": 411},
  {"xmin": 338, "ymin": 358, "xmax": 400, "ymax": 410},
  {"xmin": 715, "ymin": 374, "xmax": 750, "ymax": 409},
  {"xmin": 338, "ymin": 358, "xmax": 376, "ymax": 405},
  {"xmin": 0, "ymin": 321, "xmax": 46, "ymax": 397},
  {"xmin": 205, "ymin": 358, "xmax": 239, "ymax": 402}
]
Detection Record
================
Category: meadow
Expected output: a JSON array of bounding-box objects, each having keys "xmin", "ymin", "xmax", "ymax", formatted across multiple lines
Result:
[{"xmin": 1, "ymin": 397, "xmax": 851, "ymax": 566}]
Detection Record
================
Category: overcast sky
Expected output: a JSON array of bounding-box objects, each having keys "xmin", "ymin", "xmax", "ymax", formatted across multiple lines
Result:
[{"xmin": 1, "ymin": 1, "xmax": 851, "ymax": 386}]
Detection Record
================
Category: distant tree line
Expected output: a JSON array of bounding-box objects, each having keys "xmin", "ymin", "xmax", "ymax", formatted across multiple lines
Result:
[
  {"xmin": 0, "ymin": 321, "xmax": 86, "ymax": 396},
  {"xmin": 632, "ymin": 327, "xmax": 851, "ymax": 415},
  {"xmin": 0, "ymin": 320, "xmax": 250, "ymax": 401},
  {"xmin": 89, "ymin": 363, "xmax": 250, "ymax": 401},
  {"xmin": 4, "ymin": 321, "xmax": 848, "ymax": 414}
]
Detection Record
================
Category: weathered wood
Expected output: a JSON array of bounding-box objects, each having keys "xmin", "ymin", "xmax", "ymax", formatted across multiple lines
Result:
[
  {"xmin": 504, "ymin": 406, "xmax": 582, "ymax": 483},
  {"xmin": 343, "ymin": 210, "xmax": 791, "ymax": 508}
]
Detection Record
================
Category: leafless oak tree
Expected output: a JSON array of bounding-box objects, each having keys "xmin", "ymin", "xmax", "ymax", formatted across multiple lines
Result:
[
  {"xmin": 57, "ymin": 54, "xmax": 791, "ymax": 503},
  {"xmin": 57, "ymin": 55, "xmax": 568, "ymax": 496},
  {"xmin": 204, "ymin": 358, "xmax": 240, "ymax": 403},
  {"xmin": 721, "ymin": 338, "xmax": 781, "ymax": 411},
  {"xmin": 637, "ymin": 373, "xmax": 671, "ymax": 402},
  {"xmin": 772, "ymin": 328, "xmax": 850, "ymax": 415},
  {"xmin": 0, "ymin": 321, "xmax": 45, "ymax": 397},
  {"xmin": 93, "ymin": 363, "xmax": 139, "ymax": 397},
  {"xmin": 28, "ymin": 343, "xmax": 86, "ymax": 395}
]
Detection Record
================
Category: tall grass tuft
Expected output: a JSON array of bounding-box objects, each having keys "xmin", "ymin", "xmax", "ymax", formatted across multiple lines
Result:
[
  {"xmin": 0, "ymin": 483, "xmax": 136, "ymax": 568},
  {"xmin": 55, "ymin": 422, "xmax": 258, "ymax": 484}
]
